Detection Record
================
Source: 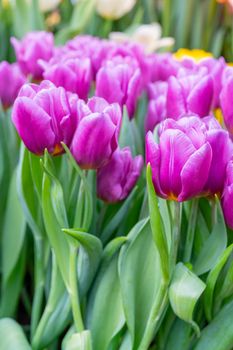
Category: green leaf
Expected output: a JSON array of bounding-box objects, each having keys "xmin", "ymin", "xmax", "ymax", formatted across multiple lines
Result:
[
  {"xmin": 0, "ymin": 318, "xmax": 31, "ymax": 350},
  {"xmin": 193, "ymin": 203, "xmax": 227, "ymax": 275},
  {"xmin": 164, "ymin": 319, "xmax": 192, "ymax": 350},
  {"xmin": 100, "ymin": 187, "xmax": 138, "ymax": 243},
  {"xmin": 146, "ymin": 164, "xmax": 169, "ymax": 281},
  {"xmin": 169, "ymin": 263, "xmax": 206, "ymax": 335},
  {"xmin": 65, "ymin": 331, "xmax": 92, "ymax": 350},
  {"xmin": 86, "ymin": 238, "xmax": 126, "ymax": 350},
  {"xmin": 119, "ymin": 107, "xmax": 137, "ymax": 156},
  {"xmin": 193, "ymin": 299, "xmax": 233, "ymax": 350},
  {"xmin": 63, "ymin": 229, "xmax": 103, "ymax": 297},
  {"xmin": 2, "ymin": 169, "xmax": 26, "ymax": 284},
  {"xmin": 118, "ymin": 218, "xmax": 164, "ymax": 349},
  {"xmin": 204, "ymin": 244, "xmax": 233, "ymax": 321},
  {"xmin": 42, "ymin": 152, "xmax": 70, "ymax": 287}
]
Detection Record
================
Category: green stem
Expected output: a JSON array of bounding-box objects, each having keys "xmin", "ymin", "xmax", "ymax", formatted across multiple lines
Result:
[
  {"xmin": 68, "ymin": 244, "xmax": 84, "ymax": 332},
  {"xmin": 183, "ymin": 199, "xmax": 199, "ymax": 263},
  {"xmin": 31, "ymin": 237, "xmax": 45, "ymax": 340},
  {"xmin": 170, "ymin": 202, "xmax": 182, "ymax": 269},
  {"xmin": 211, "ymin": 198, "xmax": 217, "ymax": 228}
]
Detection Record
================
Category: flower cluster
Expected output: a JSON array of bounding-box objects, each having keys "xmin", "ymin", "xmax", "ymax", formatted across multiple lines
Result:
[{"xmin": 8, "ymin": 32, "xmax": 233, "ymax": 227}]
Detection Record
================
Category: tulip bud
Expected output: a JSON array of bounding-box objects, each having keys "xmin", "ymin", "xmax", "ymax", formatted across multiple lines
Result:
[
  {"xmin": 96, "ymin": 57, "xmax": 142, "ymax": 118},
  {"xmin": 11, "ymin": 31, "xmax": 54, "ymax": 80},
  {"xmin": 220, "ymin": 76, "xmax": 233, "ymax": 134},
  {"xmin": 146, "ymin": 117, "xmax": 213, "ymax": 201},
  {"xmin": 167, "ymin": 74, "xmax": 214, "ymax": 119},
  {"xmin": 221, "ymin": 160, "xmax": 233, "ymax": 229},
  {"xmin": 43, "ymin": 58, "xmax": 92, "ymax": 100},
  {"xmin": 71, "ymin": 97, "xmax": 121, "ymax": 169},
  {"xmin": 0, "ymin": 62, "xmax": 26, "ymax": 109},
  {"xmin": 95, "ymin": 0, "xmax": 136, "ymax": 19},
  {"xmin": 12, "ymin": 81, "xmax": 77, "ymax": 155},
  {"xmin": 97, "ymin": 147, "xmax": 143, "ymax": 202}
]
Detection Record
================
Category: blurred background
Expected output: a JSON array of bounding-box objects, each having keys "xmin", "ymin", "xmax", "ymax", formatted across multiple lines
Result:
[{"xmin": 0, "ymin": 0, "xmax": 233, "ymax": 63}]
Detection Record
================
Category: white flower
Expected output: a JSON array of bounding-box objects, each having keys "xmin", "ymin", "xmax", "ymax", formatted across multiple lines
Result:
[
  {"xmin": 95, "ymin": 0, "xmax": 136, "ymax": 20},
  {"xmin": 109, "ymin": 23, "xmax": 175, "ymax": 54},
  {"xmin": 39, "ymin": 0, "xmax": 61, "ymax": 12}
]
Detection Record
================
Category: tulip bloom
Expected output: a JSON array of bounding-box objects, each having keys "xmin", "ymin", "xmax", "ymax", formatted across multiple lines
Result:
[
  {"xmin": 146, "ymin": 117, "xmax": 213, "ymax": 201},
  {"xmin": 95, "ymin": 0, "xmax": 136, "ymax": 19},
  {"xmin": 97, "ymin": 147, "xmax": 143, "ymax": 202},
  {"xmin": 166, "ymin": 74, "xmax": 214, "ymax": 119},
  {"xmin": 11, "ymin": 31, "xmax": 54, "ymax": 80},
  {"xmin": 221, "ymin": 161, "xmax": 233, "ymax": 229},
  {"xmin": 220, "ymin": 76, "xmax": 233, "ymax": 134},
  {"xmin": 145, "ymin": 82, "xmax": 168, "ymax": 132},
  {"xmin": 43, "ymin": 58, "xmax": 92, "ymax": 100},
  {"xmin": 12, "ymin": 81, "xmax": 76, "ymax": 155},
  {"xmin": 0, "ymin": 62, "xmax": 26, "ymax": 108},
  {"xmin": 96, "ymin": 57, "xmax": 142, "ymax": 118},
  {"xmin": 71, "ymin": 97, "xmax": 121, "ymax": 169}
]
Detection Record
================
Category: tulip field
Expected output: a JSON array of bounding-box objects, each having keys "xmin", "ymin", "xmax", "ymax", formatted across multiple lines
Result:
[{"xmin": 1, "ymin": 0, "xmax": 233, "ymax": 349}]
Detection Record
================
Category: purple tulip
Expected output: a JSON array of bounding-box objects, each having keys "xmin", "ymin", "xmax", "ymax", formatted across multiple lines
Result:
[
  {"xmin": 12, "ymin": 80, "xmax": 77, "ymax": 155},
  {"xmin": 146, "ymin": 116, "xmax": 213, "ymax": 201},
  {"xmin": 11, "ymin": 31, "xmax": 54, "ymax": 80},
  {"xmin": 150, "ymin": 53, "xmax": 180, "ymax": 82},
  {"xmin": 0, "ymin": 62, "xmax": 26, "ymax": 108},
  {"xmin": 145, "ymin": 82, "xmax": 168, "ymax": 132},
  {"xmin": 166, "ymin": 74, "xmax": 214, "ymax": 119},
  {"xmin": 42, "ymin": 58, "xmax": 92, "ymax": 100},
  {"xmin": 97, "ymin": 147, "xmax": 143, "ymax": 202},
  {"xmin": 221, "ymin": 160, "xmax": 233, "ymax": 229},
  {"xmin": 96, "ymin": 56, "xmax": 142, "ymax": 118},
  {"xmin": 220, "ymin": 75, "xmax": 233, "ymax": 134},
  {"xmin": 71, "ymin": 97, "xmax": 121, "ymax": 169}
]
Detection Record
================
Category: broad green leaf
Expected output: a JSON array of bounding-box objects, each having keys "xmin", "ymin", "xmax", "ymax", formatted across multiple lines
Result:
[
  {"xmin": 169, "ymin": 263, "xmax": 206, "ymax": 335},
  {"xmin": 0, "ymin": 318, "xmax": 31, "ymax": 350},
  {"xmin": 63, "ymin": 229, "xmax": 103, "ymax": 297},
  {"xmin": 65, "ymin": 331, "xmax": 92, "ymax": 350},
  {"xmin": 2, "ymin": 170, "xmax": 26, "ymax": 283},
  {"xmin": 86, "ymin": 238, "xmax": 126, "ymax": 350},
  {"xmin": 100, "ymin": 187, "xmax": 137, "ymax": 243},
  {"xmin": 193, "ymin": 203, "xmax": 227, "ymax": 275},
  {"xmin": 204, "ymin": 244, "xmax": 233, "ymax": 321},
  {"xmin": 119, "ymin": 218, "xmax": 164, "ymax": 349},
  {"xmin": 119, "ymin": 107, "xmax": 137, "ymax": 155},
  {"xmin": 146, "ymin": 164, "xmax": 169, "ymax": 281},
  {"xmin": 164, "ymin": 319, "xmax": 192, "ymax": 350},
  {"xmin": 194, "ymin": 299, "xmax": 233, "ymax": 350},
  {"xmin": 42, "ymin": 152, "xmax": 70, "ymax": 287}
]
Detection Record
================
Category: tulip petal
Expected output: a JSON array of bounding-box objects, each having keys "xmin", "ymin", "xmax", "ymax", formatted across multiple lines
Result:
[
  {"xmin": 12, "ymin": 97, "xmax": 55, "ymax": 154},
  {"xmin": 166, "ymin": 76, "xmax": 186, "ymax": 119},
  {"xmin": 187, "ymin": 75, "xmax": 213, "ymax": 117},
  {"xmin": 179, "ymin": 142, "xmax": 212, "ymax": 201}
]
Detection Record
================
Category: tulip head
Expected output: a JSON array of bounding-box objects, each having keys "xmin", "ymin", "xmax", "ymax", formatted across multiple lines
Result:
[
  {"xmin": 97, "ymin": 147, "xmax": 143, "ymax": 202},
  {"xmin": 12, "ymin": 81, "xmax": 76, "ymax": 155},
  {"xmin": 43, "ymin": 58, "xmax": 92, "ymax": 100},
  {"xmin": 0, "ymin": 62, "xmax": 26, "ymax": 108},
  {"xmin": 146, "ymin": 116, "xmax": 213, "ymax": 201},
  {"xmin": 96, "ymin": 57, "xmax": 142, "ymax": 118},
  {"xmin": 71, "ymin": 97, "xmax": 121, "ymax": 169},
  {"xmin": 166, "ymin": 74, "xmax": 214, "ymax": 119},
  {"xmin": 11, "ymin": 31, "xmax": 54, "ymax": 80},
  {"xmin": 220, "ymin": 76, "xmax": 233, "ymax": 134},
  {"xmin": 221, "ymin": 160, "xmax": 233, "ymax": 229}
]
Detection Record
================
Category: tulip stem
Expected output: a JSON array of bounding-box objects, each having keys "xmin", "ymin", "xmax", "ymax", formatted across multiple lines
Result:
[
  {"xmin": 69, "ymin": 244, "xmax": 84, "ymax": 332},
  {"xmin": 183, "ymin": 199, "xmax": 199, "ymax": 263},
  {"xmin": 171, "ymin": 201, "xmax": 182, "ymax": 269},
  {"xmin": 211, "ymin": 198, "xmax": 217, "ymax": 228}
]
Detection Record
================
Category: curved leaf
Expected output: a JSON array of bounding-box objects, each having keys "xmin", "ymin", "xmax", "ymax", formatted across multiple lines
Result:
[
  {"xmin": 169, "ymin": 263, "xmax": 206, "ymax": 335},
  {"xmin": 65, "ymin": 331, "xmax": 92, "ymax": 350},
  {"xmin": 0, "ymin": 318, "xmax": 31, "ymax": 350}
]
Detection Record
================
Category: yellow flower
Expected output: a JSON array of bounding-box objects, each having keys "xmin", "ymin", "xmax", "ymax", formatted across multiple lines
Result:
[
  {"xmin": 214, "ymin": 108, "xmax": 224, "ymax": 126},
  {"xmin": 173, "ymin": 49, "xmax": 213, "ymax": 62}
]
